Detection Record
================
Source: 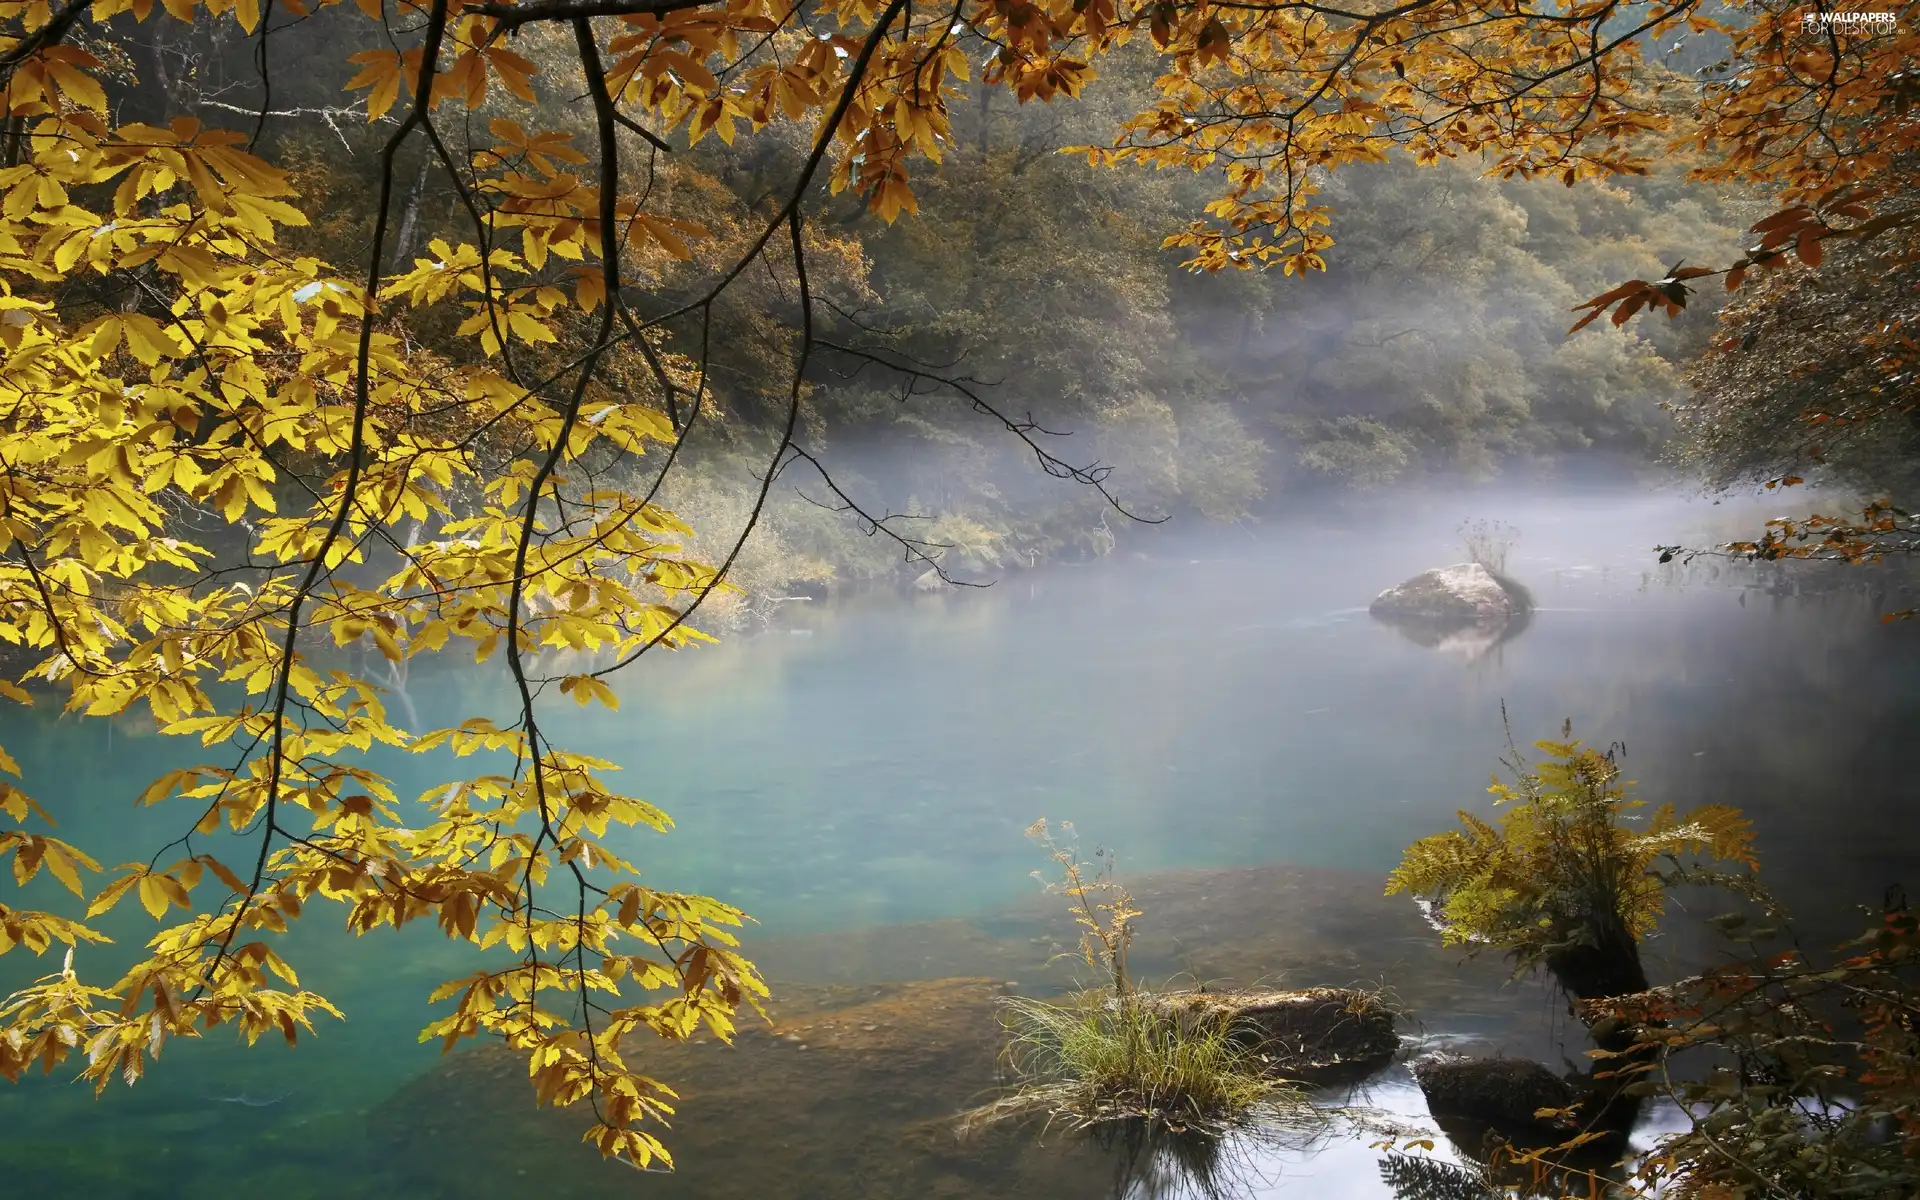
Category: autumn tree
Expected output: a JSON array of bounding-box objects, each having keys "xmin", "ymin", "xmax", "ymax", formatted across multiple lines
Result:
[
  {"xmin": 0, "ymin": 0, "xmax": 1898, "ymax": 1171},
  {"xmin": 1551, "ymin": 4, "xmax": 1920, "ymax": 572}
]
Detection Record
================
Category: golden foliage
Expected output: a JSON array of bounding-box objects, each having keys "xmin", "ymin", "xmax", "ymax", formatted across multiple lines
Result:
[
  {"xmin": 1387, "ymin": 725, "xmax": 1757, "ymax": 972},
  {"xmin": 1566, "ymin": 5, "xmax": 1920, "ymax": 326},
  {"xmin": 0, "ymin": 0, "xmax": 788, "ymax": 1168}
]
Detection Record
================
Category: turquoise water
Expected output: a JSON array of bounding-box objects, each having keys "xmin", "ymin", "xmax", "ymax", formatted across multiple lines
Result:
[{"xmin": 2, "ymin": 487, "xmax": 1917, "ymax": 1196}]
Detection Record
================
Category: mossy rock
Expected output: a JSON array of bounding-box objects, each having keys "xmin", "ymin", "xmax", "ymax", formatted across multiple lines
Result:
[
  {"xmin": 1141, "ymin": 987, "xmax": 1399, "ymax": 1076},
  {"xmin": 1409, "ymin": 1053, "xmax": 1577, "ymax": 1132}
]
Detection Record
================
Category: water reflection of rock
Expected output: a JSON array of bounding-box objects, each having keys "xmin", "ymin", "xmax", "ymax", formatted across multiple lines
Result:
[
  {"xmin": 368, "ymin": 864, "xmax": 1548, "ymax": 1198},
  {"xmin": 1374, "ymin": 610, "xmax": 1532, "ymax": 660}
]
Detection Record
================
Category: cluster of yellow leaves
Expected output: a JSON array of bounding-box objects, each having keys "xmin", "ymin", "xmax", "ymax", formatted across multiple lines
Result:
[
  {"xmin": 0, "ymin": 0, "xmax": 776, "ymax": 1168},
  {"xmin": 346, "ymin": 10, "xmax": 538, "ymax": 120},
  {"xmin": 1387, "ymin": 732, "xmax": 1757, "ymax": 965},
  {"xmin": 1568, "ymin": 6, "xmax": 1920, "ymax": 326},
  {"xmin": 1057, "ymin": 0, "xmax": 1676, "ymax": 272}
]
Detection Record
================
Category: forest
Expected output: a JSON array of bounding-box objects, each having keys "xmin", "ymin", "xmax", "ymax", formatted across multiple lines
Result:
[{"xmin": 0, "ymin": 0, "xmax": 1916, "ymax": 1196}]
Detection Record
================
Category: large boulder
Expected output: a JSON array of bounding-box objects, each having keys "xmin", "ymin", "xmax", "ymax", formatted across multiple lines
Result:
[
  {"xmin": 1370, "ymin": 563, "xmax": 1526, "ymax": 624},
  {"xmin": 1369, "ymin": 564, "xmax": 1534, "ymax": 659},
  {"xmin": 1140, "ymin": 987, "xmax": 1399, "ymax": 1076},
  {"xmin": 1409, "ymin": 1053, "xmax": 1576, "ymax": 1132}
]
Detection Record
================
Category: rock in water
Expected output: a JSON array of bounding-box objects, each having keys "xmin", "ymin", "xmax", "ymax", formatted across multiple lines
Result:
[
  {"xmin": 1369, "ymin": 563, "xmax": 1524, "ymax": 623},
  {"xmin": 1410, "ymin": 1053, "xmax": 1576, "ymax": 1131},
  {"xmin": 1141, "ymin": 987, "xmax": 1399, "ymax": 1076}
]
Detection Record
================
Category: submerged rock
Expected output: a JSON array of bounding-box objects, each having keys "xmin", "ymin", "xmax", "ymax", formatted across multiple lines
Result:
[
  {"xmin": 1370, "ymin": 563, "xmax": 1527, "ymax": 623},
  {"xmin": 1142, "ymin": 986, "xmax": 1399, "ymax": 1076},
  {"xmin": 1409, "ymin": 1053, "xmax": 1575, "ymax": 1132},
  {"xmin": 374, "ymin": 977, "xmax": 1118, "ymax": 1200}
]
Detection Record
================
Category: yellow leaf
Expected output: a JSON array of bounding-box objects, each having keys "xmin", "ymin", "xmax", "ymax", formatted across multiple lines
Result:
[
  {"xmin": 137, "ymin": 874, "xmax": 169, "ymax": 920},
  {"xmin": 46, "ymin": 60, "xmax": 108, "ymax": 112},
  {"xmin": 120, "ymin": 314, "xmax": 176, "ymax": 365},
  {"xmin": 346, "ymin": 50, "xmax": 404, "ymax": 122},
  {"xmin": 87, "ymin": 873, "xmax": 140, "ymax": 917},
  {"xmin": 43, "ymin": 846, "xmax": 85, "ymax": 896}
]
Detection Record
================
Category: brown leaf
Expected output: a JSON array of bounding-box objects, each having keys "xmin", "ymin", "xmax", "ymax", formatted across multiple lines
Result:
[
  {"xmin": 1574, "ymin": 280, "xmax": 1650, "ymax": 311},
  {"xmin": 1795, "ymin": 227, "xmax": 1824, "ymax": 268},
  {"xmin": 1752, "ymin": 206, "xmax": 1815, "ymax": 234}
]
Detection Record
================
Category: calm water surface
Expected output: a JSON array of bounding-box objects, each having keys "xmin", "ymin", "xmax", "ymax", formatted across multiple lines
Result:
[{"xmin": 2, "ymin": 486, "xmax": 1916, "ymax": 1197}]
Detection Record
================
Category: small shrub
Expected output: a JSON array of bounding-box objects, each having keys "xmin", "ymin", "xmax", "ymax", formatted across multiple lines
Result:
[
  {"xmin": 1024, "ymin": 817, "xmax": 1137, "ymax": 999},
  {"xmin": 1387, "ymin": 717, "xmax": 1758, "ymax": 1000},
  {"xmin": 1458, "ymin": 519, "xmax": 1519, "ymax": 576}
]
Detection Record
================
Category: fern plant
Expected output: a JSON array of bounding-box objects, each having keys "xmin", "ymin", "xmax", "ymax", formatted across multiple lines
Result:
[{"xmin": 1387, "ymin": 719, "xmax": 1758, "ymax": 1000}]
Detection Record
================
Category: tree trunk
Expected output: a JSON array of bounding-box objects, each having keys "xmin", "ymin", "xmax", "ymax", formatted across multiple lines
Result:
[
  {"xmin": 390, "ymin": 150, "xmax": 434, "ymax": 271},
  {"xmin": 1547, "ymin": 913, "xmax": 1651, "ymax": 1055},
  {"xmin": 977, "ymin": 85, "xmax": 991, "ymax": 164},
  {"xmin": 149, "ymin": 22, "xmax": 183, "ymax": 122}
]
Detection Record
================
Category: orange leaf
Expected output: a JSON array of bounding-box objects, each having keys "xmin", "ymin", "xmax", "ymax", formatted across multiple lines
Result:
[
  {"xmin": 1574, "ymin": 280, "xmax": 1649, "ymax": 311},
  {"xmin": 1568, "ymin": 307, "xmax": 1607, "ymax": 335},
  {"xmin": 1795, "ymin": 228, "xmax": 1824, "ymax": 268}
]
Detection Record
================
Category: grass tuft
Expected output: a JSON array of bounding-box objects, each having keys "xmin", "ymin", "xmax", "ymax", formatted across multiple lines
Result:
[{"xmin": 958, "ymin": 989, "xmax": 1314, "ymax": 1139}]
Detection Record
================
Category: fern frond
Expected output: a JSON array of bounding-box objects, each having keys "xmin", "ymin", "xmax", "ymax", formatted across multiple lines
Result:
[{"xmin": 1391, "ymin": 724, "xmax": 1759, "ymax": 973}]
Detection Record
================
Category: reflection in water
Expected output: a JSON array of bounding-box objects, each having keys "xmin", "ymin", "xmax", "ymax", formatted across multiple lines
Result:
[
  {"xmin": 1104, "ymin": 1121, "xmax": 1322, "ymax": 1199},
  {"xmin": 1378, "ymin": 1153, "xmax": 1500, "ymax": 1200},
  {"xmin": 1370, "ymin": 603, "xmax": 1533, "ymax": 661}
]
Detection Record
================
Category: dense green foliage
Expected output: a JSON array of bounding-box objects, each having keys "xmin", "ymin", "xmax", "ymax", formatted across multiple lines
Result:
[
  {"xmin": 712, "ymin": 95, "xmax": 1748, "ymax": 583},
  {"xmin": 1677, "ymin": 230, "xmax": 1920, "ymax": 505}
]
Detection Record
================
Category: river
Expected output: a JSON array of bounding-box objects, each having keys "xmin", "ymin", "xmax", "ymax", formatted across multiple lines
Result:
[{"xmin": 2, "ymin": 484, "xmax": 1916, "ymax": 1197}]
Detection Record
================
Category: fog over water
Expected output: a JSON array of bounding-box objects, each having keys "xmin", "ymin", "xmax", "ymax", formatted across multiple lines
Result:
[{"xmin": 2, "ymin": 482, "xmax": 1915, "ymax": 1197}]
